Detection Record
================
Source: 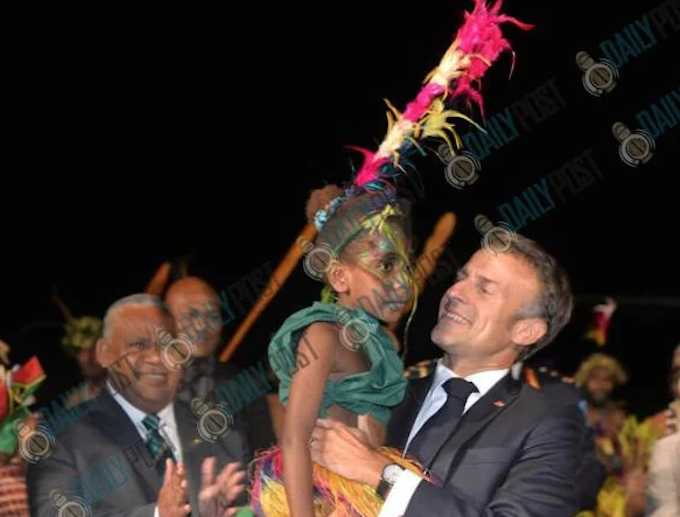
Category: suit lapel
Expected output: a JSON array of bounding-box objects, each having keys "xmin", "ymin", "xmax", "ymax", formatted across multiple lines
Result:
[
  {"xmin": 387, "ymin": 374, "xmax": 435, "ymax": 449},
  {"xmin": 427, "ymin": 373, "xmax": 522, "ymax": 482},
  {"xmin": 87, "ymin": 390, "xmax": 162, "ymax": 493},
  {"xmin": 175, "ymin": 402, "xmax": 206, "ymax": 515},
  {"xmin": 175, "ymin": 401, "xmax": 250, "ymax": 513}
]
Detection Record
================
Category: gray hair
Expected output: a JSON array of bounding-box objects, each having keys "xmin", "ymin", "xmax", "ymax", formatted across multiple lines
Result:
[{"xmin": 102, "ymin": 293, "xmax": 172, "ymax": 338}]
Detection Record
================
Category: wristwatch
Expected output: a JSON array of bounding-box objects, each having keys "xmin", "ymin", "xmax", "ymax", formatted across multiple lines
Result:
[{"xmin": 376, "ymin": 463, "xmax": 404, "ymax": 499}]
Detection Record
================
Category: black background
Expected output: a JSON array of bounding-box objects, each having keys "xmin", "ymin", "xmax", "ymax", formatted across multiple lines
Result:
[{"xmin": 3, "ymin": 0, "xmax": 678, "ymax": 420}]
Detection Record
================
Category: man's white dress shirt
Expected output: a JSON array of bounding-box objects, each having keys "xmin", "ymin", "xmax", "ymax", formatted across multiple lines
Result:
[{"xmin": 106, "ymin": 381, "xmax": 182, "ymax": 517}]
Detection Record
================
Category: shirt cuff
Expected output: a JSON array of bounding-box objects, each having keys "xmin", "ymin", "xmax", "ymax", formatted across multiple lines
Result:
[
  {"xmin": 154, "ymin": 505, "xmax": 159, "ymax": 517},
  {"xmin": 377, "ymin": 469, "xmax": 423, "ymax": 517}
]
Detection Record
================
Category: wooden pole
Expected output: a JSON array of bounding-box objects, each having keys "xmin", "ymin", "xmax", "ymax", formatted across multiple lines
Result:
[{"xmin": 218, "ymin": 223, "xmax": 317, "ymax": 363}]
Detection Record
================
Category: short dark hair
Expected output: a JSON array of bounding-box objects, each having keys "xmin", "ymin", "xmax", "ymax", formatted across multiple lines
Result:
[{"xmin": 505, "ymin": 235, "xmax": 573, "ymax": 361}]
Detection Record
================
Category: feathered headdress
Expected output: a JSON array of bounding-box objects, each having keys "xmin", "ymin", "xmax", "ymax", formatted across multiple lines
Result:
[
  {"xmin": 52, "ymin": 289, "xmax": 103, "ymax": 353},
  {"xmin": 312, "ymin": 0, "xmax": 533, "ymax": 232},
  {"xmin": 583, "ymin": 297, "xmax": 618, "ymax": 347}
]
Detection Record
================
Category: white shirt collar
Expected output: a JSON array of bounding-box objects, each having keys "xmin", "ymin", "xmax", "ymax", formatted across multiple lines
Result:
[
  {"xmin": 432, "ymin": 359, "xmax": 509, "ymax": 398},
  {"xmin": 105, "ymin": 380, "xmax": 174, "ymax": 440}
]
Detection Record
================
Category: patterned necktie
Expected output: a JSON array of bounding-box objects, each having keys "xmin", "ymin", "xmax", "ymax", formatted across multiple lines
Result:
[
  {"xmin": 142, "ymin": 414, "xmax": 176, "ymax": 476},
  {"xmin": 407, "ymin": 377, "xmax": 479, "ymax": 466}
]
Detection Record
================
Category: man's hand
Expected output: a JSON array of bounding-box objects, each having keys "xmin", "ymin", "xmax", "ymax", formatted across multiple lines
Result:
[
  {"xmin": 198, "ymin": 457, "xmax": 246, "ymax": 517},
  {"xmin": 158, "ymin": 459, "xmax": 191, "ymax": 517},
  {"xmin": 310, "ymin": 419, "xmax": 391, "ymax": 488}
]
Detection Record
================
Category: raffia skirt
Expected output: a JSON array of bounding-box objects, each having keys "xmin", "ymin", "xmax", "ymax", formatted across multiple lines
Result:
[{"xmin": 248, "ymin": 445, "xmax": 427, "ymax": 517}]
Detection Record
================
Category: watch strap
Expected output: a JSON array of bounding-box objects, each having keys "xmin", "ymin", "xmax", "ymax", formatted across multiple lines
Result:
[{"xmin": 376, "ymin": 478, "xmax": 392, "ymax": 499}]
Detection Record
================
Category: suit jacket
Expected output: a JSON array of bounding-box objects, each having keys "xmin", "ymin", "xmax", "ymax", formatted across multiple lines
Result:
[
  {"xmin": 646, "ymin": 432, "xmax": 680, "ymax": 517},
  {"xmin": 27, "ymin": 389, "xmax": 249, "ymax": 517},
  {"xmin": 177, "ymin": 356, "xmax": 276, "ymax": 457},
  {"xmin": 524, "ymin": 366, "xmax": 607, "ymax": 511},
  {"xmin": 386, "ymin": 371, "xmax": 583, "ymax": 517}
]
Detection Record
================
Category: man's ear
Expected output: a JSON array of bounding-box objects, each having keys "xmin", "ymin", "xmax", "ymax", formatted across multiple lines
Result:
[
  {"xmin": 511, "ymin": 318, "xmax": 548, "ymax": 348},
  {"xmin": 326, "ymin": 261, "xmax": 349, "ymax": 294},
  {"xmin": 95, "ymin": 337, "xmax": 111, "ymax": 369}
]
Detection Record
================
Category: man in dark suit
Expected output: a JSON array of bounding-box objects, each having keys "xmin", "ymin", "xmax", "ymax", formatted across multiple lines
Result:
[
  {"xmin": 515, "ymin": 363, "xmax": 607, "ymax": 511},
  {"xmin": 164, "ymin": 276, "xmax": 276, "ymax": 454},
  {"xmin": 310, "ymin": 235, "xmax": 584, "ymax": 516},
  {"xmin": 27, "ymin": 293, "xmax": 246, "ymax": 517}
]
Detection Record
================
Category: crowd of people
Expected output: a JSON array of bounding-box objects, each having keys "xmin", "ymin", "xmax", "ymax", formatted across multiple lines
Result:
[
  {"xmin": 1, "ymin": 2, "xmax": 677, "ymax": 515},
  {"xmin": 0, "ymin": 227, "xmax": 677, "ymax": 516}
]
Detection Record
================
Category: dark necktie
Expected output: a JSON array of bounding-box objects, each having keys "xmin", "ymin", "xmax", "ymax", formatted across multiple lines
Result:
[
  {"xmin": 142, "ymin": 414, "xmax": 176, "ymax": 477},
  {"xmin": 407, "ymin": 377, "xmax": 478, "ymax": 466}
]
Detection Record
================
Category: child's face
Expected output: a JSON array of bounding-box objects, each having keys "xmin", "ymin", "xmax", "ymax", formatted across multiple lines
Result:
[{"xmin": 342, "ymin": 223, "xmax": 414, "ymax": 323}]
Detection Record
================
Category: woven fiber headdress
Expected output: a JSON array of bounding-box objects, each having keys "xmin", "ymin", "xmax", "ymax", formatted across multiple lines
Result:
[
  {"xmin": 52, "ymin": 290, "xmax": 102, "ymax": 355},
  {"xmin": 311, "ymin": 0, "xmax": 532, "ymax": 244}
]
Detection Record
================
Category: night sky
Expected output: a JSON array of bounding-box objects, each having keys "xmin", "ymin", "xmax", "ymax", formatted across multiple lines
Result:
[{"xmin": 4, "ymin": 0, "xmax": 679, "ymax": 420}]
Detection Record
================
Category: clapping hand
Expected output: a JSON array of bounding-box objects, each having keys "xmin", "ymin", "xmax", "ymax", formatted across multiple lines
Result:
[
  {"xmin": 198, "ymin": 457, "xmax": 246, "ymax": 517},
  {"xmin": 158, "ymin": 459, "xmax": 191, "ymax": 517}
]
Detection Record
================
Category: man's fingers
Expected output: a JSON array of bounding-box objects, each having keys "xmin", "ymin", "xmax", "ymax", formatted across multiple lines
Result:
[
  {"xmin": 227, "ymin": 483, "xmax": 245, "ymax": 501},
  {"xmin": 316, "ymin": 418, "xmax": 342, "ymax": 430},
  {"xmin": 200, "ymin": 483, "xmax": 220, "ymax": 501},
  {"xmin": 181, "ymin": 503, "xmax": 191, "ymax": 516},
  {"xmin": 164, "ymin": 458, "xmax": 175, "ymax": 484},
  {"xmin": 219, "ymin": 461, "xmax": 241, "ymax": 480},
  {"xmin": 311, "ymin": 425, "xmax": 326, "ymax": 442},
  {"xmin": 201, "ymin": 456, "xmax": 217, "ymax": 489}
]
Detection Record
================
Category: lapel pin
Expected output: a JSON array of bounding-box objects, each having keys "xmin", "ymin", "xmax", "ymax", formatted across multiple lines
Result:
[
  {"xmin": 494, "ymin": 400, "xmax": 505, "ymax": 407},
  {"xmin": 191, "ymin": 438, "xmax": 203, "ymax": 446}
]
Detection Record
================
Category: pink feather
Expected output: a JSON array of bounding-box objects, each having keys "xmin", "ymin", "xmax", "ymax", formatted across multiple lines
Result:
[{"xmin": 350, "ymin": 0, "xmax": 533, "ymax": 190}]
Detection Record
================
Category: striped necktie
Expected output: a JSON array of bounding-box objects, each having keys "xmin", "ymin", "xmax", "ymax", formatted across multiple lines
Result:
[{"xmin": 142, "ymin": 414, "xmax": 176, "ymax": 476}]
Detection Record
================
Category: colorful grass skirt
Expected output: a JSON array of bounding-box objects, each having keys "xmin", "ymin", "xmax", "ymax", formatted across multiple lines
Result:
[{"xmin": 249, "ymin": 445, "xmax": 427, "ymax": 517}]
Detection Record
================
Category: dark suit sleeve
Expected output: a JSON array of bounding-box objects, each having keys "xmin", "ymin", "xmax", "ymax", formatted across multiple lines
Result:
[
  {"xmin": 27, "ymin": 443, "xmax": 155, "ymax": 517},
  {"xmin": 404, "ymin": 404, "xmax": 582, "ymax": 517},
  {"xmin": 575, "ymin": 418, "xmax": 607, "ymax": 511}
]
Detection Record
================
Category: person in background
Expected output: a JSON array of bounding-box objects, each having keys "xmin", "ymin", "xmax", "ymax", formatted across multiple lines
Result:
[
  {"xmin": 647, "ymin": 343, "xmax": 680, "ymax": 438},
  {"xmin": 165, "ymin": 276, "xmax": 276, "ymax": 456},
  {"xmin": 645, "ymin": 350, "xmax": 680, "ymax": 517},
  {"xmin": 27, "ymin": 293, "xmax": 247, "ymax": 517},
  {"xmin": 60, "ymin": 315, "xmax": 106, "ymax": 408}
]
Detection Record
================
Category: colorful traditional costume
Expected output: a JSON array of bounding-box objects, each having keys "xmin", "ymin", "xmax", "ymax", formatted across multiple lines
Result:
[
  {"xmin": 0, "ymin": 344, "xmax": 46, "ymax": 517},
  {"xmin": 249, "ymin": 1, "xmax": 531, "ymax": 515}
]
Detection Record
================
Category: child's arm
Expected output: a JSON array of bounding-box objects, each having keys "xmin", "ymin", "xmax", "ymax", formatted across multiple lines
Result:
[{"xmin": 281, "ymin": 321, "xmax": 338, "ymax": 517}]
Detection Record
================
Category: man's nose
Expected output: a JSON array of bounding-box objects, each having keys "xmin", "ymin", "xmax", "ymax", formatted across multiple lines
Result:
[
  {"xmin": 445, "ymin": 281, "xmax": 471, "ymax": 308},
  {"xmin": 144, "ymin": 341, "xmax": 164, "ymax": 365}
]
